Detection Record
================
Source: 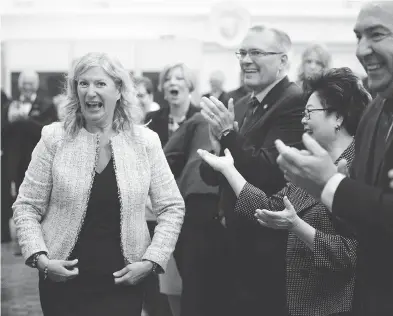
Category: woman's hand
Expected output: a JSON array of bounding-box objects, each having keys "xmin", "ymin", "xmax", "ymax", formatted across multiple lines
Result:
[
  {"xmin": 255, "ymin": 196, "xmax": 300, "ymax": 230},
  {"xmin": 113, "ymin": 261, "xmax": 153, "ymax": 286},
  {"xmin": 45, "ymin": 259, "xmax": 79, "ymax": 282},
  {"xmin": 197, "ymin": 148, "xmax": 234, "ymax": 173},
  {"xmin": 389, "ymin": 169, "xmax": 393, "ymax": 189}
]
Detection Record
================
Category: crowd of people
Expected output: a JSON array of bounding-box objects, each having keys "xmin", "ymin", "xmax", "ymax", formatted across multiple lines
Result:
[{"xmin": 1, "ymin": 1, "xmax": 392, "ymax": 315}]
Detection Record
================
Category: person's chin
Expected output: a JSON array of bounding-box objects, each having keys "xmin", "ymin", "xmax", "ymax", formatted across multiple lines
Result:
[
  {"xmin": 244, "ymin": 80, "xmax": 262, "ymax": 90},
  {"xmin": 369, "ymin": 75, "xmax": 393, "ymax": 96},
  {"xmin": 84, "ymin": 112, "xmax": 105, "ymax": 122}
]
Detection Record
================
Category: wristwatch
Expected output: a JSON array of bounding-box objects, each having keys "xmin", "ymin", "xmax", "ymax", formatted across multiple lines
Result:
[
  {"xmin": 151, "ymin": 261, "xmax": 159, "ymax": 274},
  {"xmin": 219, "ymin": 128, "xmax": 234, "ymax": 140},
  {"xmin": 30, "ymin": 252, "xmax": 46, "ymax": 268},
  {"xmin": 144, "ymin": 259, "xmax": 159, "ymax": 274}
]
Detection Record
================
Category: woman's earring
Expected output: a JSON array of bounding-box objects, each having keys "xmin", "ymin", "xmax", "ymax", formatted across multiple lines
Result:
[{"xmin": 335, "ymin": 125, "xmax": 341, "ymax": 132}]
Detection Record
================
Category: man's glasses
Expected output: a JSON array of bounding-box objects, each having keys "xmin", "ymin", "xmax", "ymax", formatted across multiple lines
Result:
[
  {"xmin": 235, "ymin": 49, "xmax": 283, "ymax": 60},
  {"xmin": 302, "ymin": 108, "xmax": 329, "ymax": 120}
]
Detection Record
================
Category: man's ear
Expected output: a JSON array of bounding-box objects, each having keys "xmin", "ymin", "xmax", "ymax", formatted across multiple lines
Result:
[{"xmin": 280, "ymin": 54, "xmax": 288, "ymax": 70}]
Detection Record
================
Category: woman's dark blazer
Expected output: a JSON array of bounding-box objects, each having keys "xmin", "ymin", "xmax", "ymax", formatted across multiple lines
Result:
[{"xmin": 145, "ymin": 104, "xmax": 200, "ymax": 147}]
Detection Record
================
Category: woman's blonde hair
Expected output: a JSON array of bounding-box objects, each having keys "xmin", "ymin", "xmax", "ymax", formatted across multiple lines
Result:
[
  {"xmin": 62, "ymin": 52, "xmax": 142, "ymax": 137},
  {"xmin": 158, "ymin": 62, "xmax": 196, "ymax": 93}
]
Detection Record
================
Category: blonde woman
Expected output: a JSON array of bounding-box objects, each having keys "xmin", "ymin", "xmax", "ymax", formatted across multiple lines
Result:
[{"xmin": 13, "ymin": 52, "xmax": 185, "ymax": 316}]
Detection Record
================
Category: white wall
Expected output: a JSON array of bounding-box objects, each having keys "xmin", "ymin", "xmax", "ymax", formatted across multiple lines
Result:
[{"xmin": 1, "ymin": 0, "xmax": 366, "ymax": 96}]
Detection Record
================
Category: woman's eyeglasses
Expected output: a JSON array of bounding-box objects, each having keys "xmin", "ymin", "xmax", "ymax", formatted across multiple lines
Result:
[{"xmin": 302, "ymin": 109, "xmax": 329, "ymax": 120}]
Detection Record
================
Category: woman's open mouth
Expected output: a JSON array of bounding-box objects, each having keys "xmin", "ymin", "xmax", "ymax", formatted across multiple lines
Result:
[
  {"xmin": 86, "ymin": 101, "xmax": 103, "ymax": 109},
  {"xmin": 169, "ymin": 88, "xmax": 179, "ymax": 96}
]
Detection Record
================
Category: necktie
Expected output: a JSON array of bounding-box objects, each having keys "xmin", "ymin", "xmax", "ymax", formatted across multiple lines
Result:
[{"xmin": 240, "ymin": 97, "xmax": 260, "ymax": 133}]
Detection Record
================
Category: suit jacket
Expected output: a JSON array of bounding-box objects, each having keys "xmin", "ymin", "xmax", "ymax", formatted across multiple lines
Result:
[
  {"xmin": 4, "ymin": 93, "xmax": 58, "ymax": 188},
  {"xmin": 332, "ymin": 95, "xmax": 393, "ymax": 315},
  {"xmin": 200, "ymin": 76, "xmax": 305, "ymax": 311},
  {"xmin": 145, "ymin": 104, "xmax": 200, "ymax": 147},
  {"xmin": 235, "ymin": 142, "xmax": 357, "ymax": 316},
  {"xmin": 163, "ymin": 113, "xmax": 219, "ymax": 201},
  {"xmin": 13, "ymin": 122, "xmax": 185, "ymax": 271}
]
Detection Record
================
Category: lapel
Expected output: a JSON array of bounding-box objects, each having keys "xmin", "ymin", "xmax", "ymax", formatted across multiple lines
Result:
[
  {"xmin": 370, "ymin": 98, "xmax": 389, "ymax": 185},
  {"xmin": 151, "ymin": 107, "xmax": 170, "ymax": 146},
  {"xmin": 185, "ymin": 104, "xmax": 200, "ymax": 120},
  {"xmin": 28, "ymin": 97, "xmax": 41, "ymax": 118},
  {"xmin": 374, "ymin": 98, "xmax": 393, "ymax": 186},
  {"xmin": 235, "ymin": 94, "xmax": 252, "ymax": 129},
  {"xmin": 150, "ymin": 104, "xmax": 199, "ymax": 147},
  {"xmin": 352, "ymin": 96, "xmax": 384, "ymax": 184},
  {"xmin": 27, "ymin": 94, "xmax": 54, "ymax": 120},
  {"xmin": 240, "ymin": 77, "xmax": 290, "ymax": 136}
]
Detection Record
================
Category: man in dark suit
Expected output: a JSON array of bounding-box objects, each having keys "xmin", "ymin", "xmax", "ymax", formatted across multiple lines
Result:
[
  {"xmin": 199, "ymin": 25, "xmax": 305, "ymax": 316},
  {"xmin": 275, "ymin": 2, "xmax": 393, "ymax": 315},
  {"xmin": 3, "ymin": 70, "xmax": 57, "ymax": 254},
  {"xmin": 5, "ymin": 70, "xmax": 58, "ymax": 196}
]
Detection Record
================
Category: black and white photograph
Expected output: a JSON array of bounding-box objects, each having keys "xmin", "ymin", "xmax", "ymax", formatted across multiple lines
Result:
[{"xmin": 1, "ymin": 0, "xmax": 392, "ymax": 315}]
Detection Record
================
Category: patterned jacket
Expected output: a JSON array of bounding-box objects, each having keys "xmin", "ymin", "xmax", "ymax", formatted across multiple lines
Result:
[
  {"xmin": 234, "ymin": 142, "xmax": 357, "ymax": 316},
  {"xmin": 13, "ymin": 122, "xmax": 185, "ymax": 272}
]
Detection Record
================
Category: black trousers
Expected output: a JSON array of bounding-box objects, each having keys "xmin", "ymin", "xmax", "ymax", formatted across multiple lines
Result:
[
  {"xmin": 174, "ymin": 194, "xmax": 231, "ymax": 316},
  {"xmin": 144, "ymin": 220, "xmax": 173, "ymax": 316},
  {"xmin": 39, "ymin": 273, "xmax": 144, "ymax": 316}
]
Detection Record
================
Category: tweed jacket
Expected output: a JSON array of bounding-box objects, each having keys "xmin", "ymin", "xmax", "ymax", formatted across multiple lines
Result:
[
  {"xmin": 234, "ymin": 142, "xmax": 357, "ymax": 316},
  {"xmin": 13, "ymin": 122, "xmax": 185, "ymax": 272}
]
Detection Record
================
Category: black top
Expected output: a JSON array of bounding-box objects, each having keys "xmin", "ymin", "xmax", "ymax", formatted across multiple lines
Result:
[
  {"xmin": 145, "ymin": 104, "xmax": 200, "ymax": 147},
  {"xmin": 69, "ymin": 158, "xmax": 125, "ymax": 278}
]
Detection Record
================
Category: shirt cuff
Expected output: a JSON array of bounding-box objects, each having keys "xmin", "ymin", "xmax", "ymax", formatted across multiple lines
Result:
[{"xmin": 321, "ymin": 173, "xmax": 346, "ymax": 211}]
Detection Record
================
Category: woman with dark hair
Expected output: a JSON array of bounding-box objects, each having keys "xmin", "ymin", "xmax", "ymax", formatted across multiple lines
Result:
[
  {"xmin": 198, "ymin": 67, "xmax": 370, "ymax": 316},
  {"xmin": 12, "ymin": 52, "xmax": 185, "ymax": 316}
]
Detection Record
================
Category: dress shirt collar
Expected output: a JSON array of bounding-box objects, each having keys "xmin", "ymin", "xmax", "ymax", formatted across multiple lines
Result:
[{"xmin": 252, "ymin": 76, "xmax": 286, "ymax": 104}]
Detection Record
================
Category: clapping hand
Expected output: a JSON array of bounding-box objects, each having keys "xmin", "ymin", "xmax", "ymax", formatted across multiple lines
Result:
[
  {"xmin": 113, "ymin": 261, "xmax": 153, "ymax": 285},
  {"xmin": 200, "ymin": 97, "xmax": 235, "ymax": 139},
  {"xmin": 275, "ymin": 133, "xmax": 338, "ymax": 199},
  {"xmin": 255, "ymin": 196, "xmax": 300, "ymax": 230},
  {"xmin": 197, "ymin": 148, "xmax": 234, "ymax": 173}
]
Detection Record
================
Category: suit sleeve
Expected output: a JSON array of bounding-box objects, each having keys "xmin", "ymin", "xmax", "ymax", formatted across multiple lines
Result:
[
  {"xmin": 313, "ymin": 217, "xmax": 358, "ymax": 272},
  {"xmin": 234, "ymin": 182, "xmax": 297, "ymax": 221},
  {"xmin": 332, "ymin": 177, "xmax": 393, "ymax": 235},
  {"xmin": 220, "ymin": 94, "xmax": 304, "ymax": 189},
  {"xmin": 199, "ymin": 159, "xmax": 223, "ymax": 187},
  {"xmin": 163, "ymin": 119, "xmax": 195, "ymax": 178}
]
